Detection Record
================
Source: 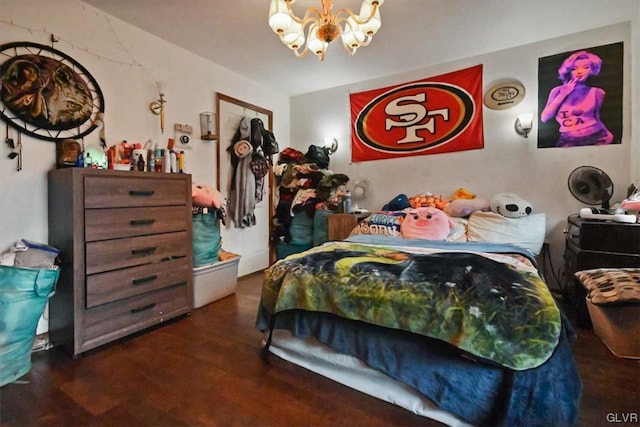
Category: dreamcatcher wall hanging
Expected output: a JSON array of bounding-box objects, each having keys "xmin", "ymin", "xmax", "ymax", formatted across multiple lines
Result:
[{"xmin": 0, "ymin": 41, "xmax": 105, "ymax": 142}]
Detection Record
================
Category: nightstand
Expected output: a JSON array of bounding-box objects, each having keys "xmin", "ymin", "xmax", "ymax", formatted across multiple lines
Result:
[
  {"xmin": 563, "ymin": 214, "xmax": 640, "ymax": 326},
  {"xmin": 327, "ymin": 212, "xmax": 369, "ymax": 241}
]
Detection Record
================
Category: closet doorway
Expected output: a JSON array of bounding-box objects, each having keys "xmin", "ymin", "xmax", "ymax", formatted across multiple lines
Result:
[{"xmin": 216, "ymin": 93, "xmax": 273, "ymax": 276}]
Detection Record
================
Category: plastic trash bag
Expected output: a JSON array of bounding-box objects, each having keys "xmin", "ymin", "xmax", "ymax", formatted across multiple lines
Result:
[
  {"xmin": 192, "ymin": 211, "xmax": 221, "ymax": 267},
  {"xmin": 0, "ymin": 265, "xmax": 59, "ymax": 387}
]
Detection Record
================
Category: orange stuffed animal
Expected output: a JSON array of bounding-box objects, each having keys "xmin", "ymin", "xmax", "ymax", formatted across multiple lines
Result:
[
  {"xmin": 409, "ymin": 193, "xmax": 449, "ymax": 210},
  {"xmin": 451, "ymin": 187, "xmax": 476, "ymax": 200}
]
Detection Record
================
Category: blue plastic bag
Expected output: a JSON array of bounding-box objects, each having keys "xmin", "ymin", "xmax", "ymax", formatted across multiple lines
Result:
[
  {"xmin": 192, "ymin": 211, "xmax": 221, "ymax": 267},
  {"xmin": 0, "ymin": 265, "xmax": 59, "ymax": 387}
]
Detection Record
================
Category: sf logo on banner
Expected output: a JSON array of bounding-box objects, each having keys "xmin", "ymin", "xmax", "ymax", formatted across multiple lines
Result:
[{"xmin": 384, "ymin": 93, "xmax": 450, "ymax": 144}]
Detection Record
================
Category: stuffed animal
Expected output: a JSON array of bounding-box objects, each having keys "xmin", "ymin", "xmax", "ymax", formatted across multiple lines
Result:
[
  {"xmin": 450, "ymin": 187, "xmax": 476, "ymax": 200},
  {"xmin": 444, "ymin": 198, "xmax": 491, "ymax": 217},
  {"xmin": 621, "ymin": 198, "xmax": 640, "ymax": 211},
  {"xmin": 192, "ymin": 183, "xmax": 223, "ymax": 209},
  {"xmin": 400, "ymin": 207, "xmax": 455, "ymax": 240},
  {"xmin": 490, "ymin": 192, "xmax": 532, "ymax": 218},
  {"xmin": 409, "ymin": 193, "xmax": 449, "ymax": 210},
  {"xmin": 382, "ymin": 193, "xmax": 411, "ymax": 211}
]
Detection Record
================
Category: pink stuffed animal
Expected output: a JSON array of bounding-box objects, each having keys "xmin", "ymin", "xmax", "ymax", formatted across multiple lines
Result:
[
  {"xmin": 192, "ymin": 183, "xmax": 223, "ymax": 209},
  {"xmin": 400, "ymin": 207, "xmax": 455, "ymax": 240},
  {"xmin": 444, "ymin": 198, "xmax": 491, "ymax": 218}
]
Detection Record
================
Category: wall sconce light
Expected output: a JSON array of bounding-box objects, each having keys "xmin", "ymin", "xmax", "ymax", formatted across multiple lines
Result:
[
  {"xmin": 324, "ymin": 137, "xmax": 339, "ymax": 153},
  {"xmin": 149, "ymin": 81, "xmax": 166, "ymax": 134},
  {"xmin": 200, "ymin": 112, "xmax": 218, "ymax": 140},
  {"xmin": 515, "ymin": 113, "xmax": 534, "ymax": 138}
]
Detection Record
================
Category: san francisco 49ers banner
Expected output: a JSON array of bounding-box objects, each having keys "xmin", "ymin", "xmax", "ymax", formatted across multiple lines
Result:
[{"xmin": 350, "ymin": 64, "xmax": 484, "ymax": 162}]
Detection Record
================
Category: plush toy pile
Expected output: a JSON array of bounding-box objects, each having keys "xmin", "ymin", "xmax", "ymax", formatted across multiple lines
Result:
[{"xmin": 354, "ymin": 187, "xmax": 546, "ymax": 255}]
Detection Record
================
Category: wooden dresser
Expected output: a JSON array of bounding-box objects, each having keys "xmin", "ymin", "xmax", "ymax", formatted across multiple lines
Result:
[{"xmin": 48, "ymin": 168, "xmax": 193, "ymax": 356}]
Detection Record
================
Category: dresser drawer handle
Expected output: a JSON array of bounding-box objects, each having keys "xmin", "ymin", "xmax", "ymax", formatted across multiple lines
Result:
[
  {"xmin": 129, "ymin": 190, "xmax": 155, "ymax": 197},
  {"xmin": 132, "ymin": 275, "xmax": 158, "ymax": 286},
  {"xmin": 130, "ymin": 219, "xmax": 156, "ymax": 226},
  {"xmin": 131, "ymin": 246, "xmax": 157, "ymax": 256},
  {"xmin": 130, "ymin": 303, "xmax": 156, "ymax": 314},
  {"xmin": 171, "ymin": 280, "xmax": 188, "ymax": 287}
]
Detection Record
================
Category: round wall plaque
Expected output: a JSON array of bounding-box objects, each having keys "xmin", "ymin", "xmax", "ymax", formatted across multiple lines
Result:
[
  {"xmin": 0, "ymin": 42, "xmax": 105, "ymax": 142},
  {"xmin": 483, "ymin": 81, "xmax": 525, "ymax": 110}
]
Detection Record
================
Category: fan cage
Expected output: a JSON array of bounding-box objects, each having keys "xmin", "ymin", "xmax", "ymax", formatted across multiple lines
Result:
[{"xmin": 568, "ymin": 166, "xmax": 613, "ymax": 209}]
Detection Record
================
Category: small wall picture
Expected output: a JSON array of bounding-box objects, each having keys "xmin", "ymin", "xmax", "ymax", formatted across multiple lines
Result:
[{"xmin": 537, "ymin": 42, "xmax": 623, "ymax": 149}]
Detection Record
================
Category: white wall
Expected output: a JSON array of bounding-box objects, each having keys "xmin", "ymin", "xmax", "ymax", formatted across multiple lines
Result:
[
  {"xmin": 632, "ymin": 4, "xmax": 640, "ymax": 180},
  {"xmin": 290, "ymin": 22, "xmax": 636, "ymax": 287},
  {"xmin": 0, "ymin": 0, "xmax": 290, "ymax": 333}
]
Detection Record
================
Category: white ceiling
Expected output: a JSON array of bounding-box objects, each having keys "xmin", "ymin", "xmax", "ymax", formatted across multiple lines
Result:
[{"xmin": 82, "ymin": 0, "xmax": 635, "ymax": 97}]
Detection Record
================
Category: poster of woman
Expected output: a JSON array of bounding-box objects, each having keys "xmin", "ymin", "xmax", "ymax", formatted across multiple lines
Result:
[{"xmin": 537, "ymin": 42, "xmax": 623, "ymax": 148}]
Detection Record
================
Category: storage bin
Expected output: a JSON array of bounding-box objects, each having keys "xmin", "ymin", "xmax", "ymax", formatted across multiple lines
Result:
[
  {"xmin": 0, "ymin": 265, "xmax": 59, "ymax": 387},
  {"xmin": 586, "ymin": 297, "xmax": 640, "ymax": 359},
  {"xmin": 192, "ymin": 255, "xmax": 240, "ymax": 308}
]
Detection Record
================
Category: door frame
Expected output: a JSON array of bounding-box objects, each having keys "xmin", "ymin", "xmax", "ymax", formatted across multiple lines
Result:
[{"xmin": 215, "ymin": 93, "xmax": 275, "ymax": 268}]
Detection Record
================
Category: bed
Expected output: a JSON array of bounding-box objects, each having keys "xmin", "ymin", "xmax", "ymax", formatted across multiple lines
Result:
[{"xmin": 256, "ymin": 228, "xmax": 582, "ymax": 426}]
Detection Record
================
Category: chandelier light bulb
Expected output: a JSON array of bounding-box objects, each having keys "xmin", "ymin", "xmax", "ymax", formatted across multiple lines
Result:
[
  {"xmin": 307, "ymin": 25, "xmax": 328, "ymax": 58},
  {"xmin": 359, "ymin": 3, "xmax": 381, "ymax": 36},
  {"xmin": 342, "ymin": 16, "xmax": 365, "ymax": 49},
  {"xmin": 269, "ymin": 0, "xmax": 294, "ymax": 33},
  {"xmin": 282, "ymin": 21, "xmax": 304, "ymax": 46}
]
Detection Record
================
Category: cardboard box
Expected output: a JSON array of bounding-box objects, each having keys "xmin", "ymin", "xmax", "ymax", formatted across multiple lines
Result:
[
  {"xmin": 586, "ymin": 297, "xmax": 640, "ymax": 359},
  {"xmin": 192, "ymin": 255, "xmax": 240, "ymax": 308}
]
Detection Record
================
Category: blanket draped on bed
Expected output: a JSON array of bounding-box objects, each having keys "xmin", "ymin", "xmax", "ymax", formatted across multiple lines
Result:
[{"xmin": 260, "ymin": 240, "xmax": 560, "ymax": 371}]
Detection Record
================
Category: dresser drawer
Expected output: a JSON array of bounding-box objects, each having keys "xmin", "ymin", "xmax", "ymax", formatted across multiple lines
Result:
[
  {"xmin": 566, "ymin": 239, "xmax": 640, "ymax": 270},
  {"xmin": 86, "ymin": 231, "xmax": 189, "ymax": 275},
  {"xmin": 86, "ymin": 258, "xmax": 191, "ymax": 308},
  {"xmin": 567, "ymin": 214, "xmax": 640, "ymax": 254},
  {"xmin": 85, "ymin": 206, "xmax": 188, "ymax": 241},
  {"xmin": 84, "ymin": 176, "xmax": 188, "ymax": 208},
  {"xmin": 83, "ymin": 284, "xmax": 189, "ymax": 343}
]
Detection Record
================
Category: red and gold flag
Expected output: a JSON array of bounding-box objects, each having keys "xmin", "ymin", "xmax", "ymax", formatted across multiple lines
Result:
[{"xmin": 350, "ymin": 64, "xmax": 484, "ymax": 162}]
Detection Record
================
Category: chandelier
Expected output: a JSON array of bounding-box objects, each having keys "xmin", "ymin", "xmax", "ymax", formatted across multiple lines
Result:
[{"xmin": 268, "ymin": 0, "xmax": 384, "ymax": 61}]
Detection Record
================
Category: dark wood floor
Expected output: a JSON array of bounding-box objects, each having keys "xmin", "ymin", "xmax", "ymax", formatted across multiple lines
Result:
[{"xmin": 1, "ymin": 272, "xmax": 638, "ymax": 427}]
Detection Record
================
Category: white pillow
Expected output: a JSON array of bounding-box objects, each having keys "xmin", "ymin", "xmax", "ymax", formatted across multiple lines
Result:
[
  {"xmin": 467, "ymin": 211, "xmax": 546, "ymax": 255},
  {"xmin": 446, "ymin": 217, "xmax": 468, "ymax": 242}
]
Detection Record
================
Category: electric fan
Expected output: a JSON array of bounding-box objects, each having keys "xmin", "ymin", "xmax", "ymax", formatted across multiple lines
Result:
[
  {"xmin": 348, "ymin": 179, "xmax": 372, "ymax": 212},
  {"xmin": 567, "ymin": 166, "xmax": 613, "ymax": 211}
]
